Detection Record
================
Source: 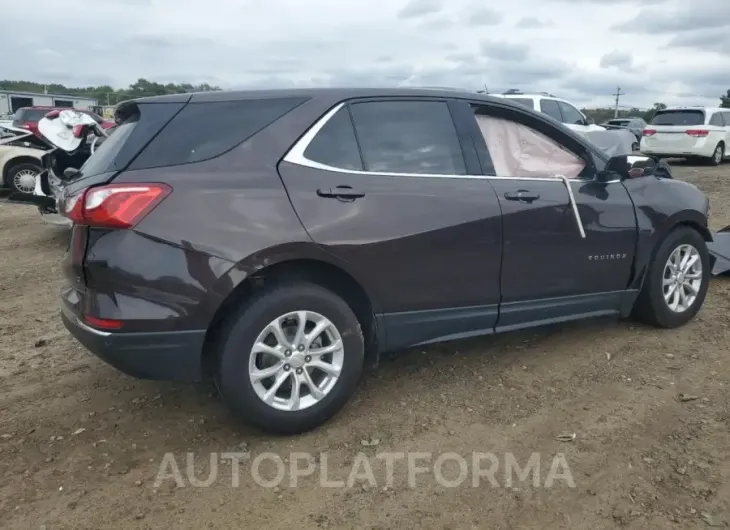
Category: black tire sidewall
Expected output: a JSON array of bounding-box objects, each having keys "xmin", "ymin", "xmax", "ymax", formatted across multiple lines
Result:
[
  {"xmin": 6, "ymin": 162, "xmax": 41, "ymax": 194},
  {"xmin": 644, "ymin": 228, "xmax": 709, "ymax": 328},
  {"xmin": 215, "ymin": 283, "xmax": 365, "ymax": 434},
  {"xmin": 709, "ymin": 143, "xmax": 724, "ymax": 166}
]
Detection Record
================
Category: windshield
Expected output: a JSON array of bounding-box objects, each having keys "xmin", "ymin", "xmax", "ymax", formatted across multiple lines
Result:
[
  {"xmin": 79, "ymin": 117, "xmax": 137, "ymax": 177},
  {"xmin": 651, "ymin": 110, "xmax": 705, "ymax": 126}
]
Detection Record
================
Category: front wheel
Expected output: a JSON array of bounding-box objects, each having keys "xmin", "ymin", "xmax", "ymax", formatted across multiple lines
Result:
[
  {"xmin": 214, "ymin": 282, "xmax": 365, "ymax": 434},
  {"xmin": 632, "ymin": 227, "xmax": 710, "ymax": 328}
]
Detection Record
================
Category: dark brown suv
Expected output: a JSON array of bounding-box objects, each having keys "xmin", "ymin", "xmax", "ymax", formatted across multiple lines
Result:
[{"xmin": 56, "ymin": 88, "xmax": 711, "ymax": 434}]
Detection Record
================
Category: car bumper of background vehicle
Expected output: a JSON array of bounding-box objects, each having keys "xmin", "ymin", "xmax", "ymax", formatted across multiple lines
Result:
[{"xmin": 61, "ymin": 304, "xmax": 206, "ymax": 382}]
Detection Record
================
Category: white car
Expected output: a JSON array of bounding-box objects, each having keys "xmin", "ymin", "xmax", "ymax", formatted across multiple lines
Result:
[
  {"xmin": 640, "ymin": 106, "xmax": 730, "ymax": 165},
  {"xmin": 491, "ymin": 92, "xmax": 606, "ymax": 133}
]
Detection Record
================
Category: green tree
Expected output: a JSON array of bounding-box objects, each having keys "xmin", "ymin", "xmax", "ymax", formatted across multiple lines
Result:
[
  {"xmin": 721, "ymin": 89, "xmax": 730, "ymax": 109},
  {"xmin": 0, "ymin": 78, "xmax": 222, "ymax": 106}
]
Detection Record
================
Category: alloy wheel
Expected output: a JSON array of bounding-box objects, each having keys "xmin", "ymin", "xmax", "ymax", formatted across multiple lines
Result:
[
  {"xmin": 248, "ymin": 310, "xmax": 344, "ymax": 411},
  {"xmin": 662, "ymin": 244, "xmax": 703, "ymax": 313}
]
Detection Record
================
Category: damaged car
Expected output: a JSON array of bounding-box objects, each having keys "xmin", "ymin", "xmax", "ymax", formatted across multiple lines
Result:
[
  {"xmin": 7, "ymin": 109, "xmax": 113, "ymax": 224},
  {"xmin": 0, "ymin": 126, "xmax": 52, "ymax": 194},
  {"xmin": 53, "ymin": 88, "xmax": 710, "ymax": 435}
]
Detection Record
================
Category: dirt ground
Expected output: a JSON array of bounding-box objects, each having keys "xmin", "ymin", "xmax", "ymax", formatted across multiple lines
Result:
[{"xmin": 1, "ymin": 163, "xmax": 730, "ymax": 530}]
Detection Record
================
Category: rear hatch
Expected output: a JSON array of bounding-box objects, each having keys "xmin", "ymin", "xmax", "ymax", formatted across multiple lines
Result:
[{"xmin": 643, "ymin": 109, "xmax": 707, "ymax": 150}]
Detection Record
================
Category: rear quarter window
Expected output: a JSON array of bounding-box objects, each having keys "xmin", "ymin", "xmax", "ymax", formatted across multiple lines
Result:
[
  {"xmin": 651, "ymin": 110, "xmax": 705, "ymax": 126},
  {"xmin": 129, "ymin": 97, "xmax": 308, "ymax": 170},
  {"xmin": 507, "ymin": 98, "xmax": 535, "ymax": 110}
]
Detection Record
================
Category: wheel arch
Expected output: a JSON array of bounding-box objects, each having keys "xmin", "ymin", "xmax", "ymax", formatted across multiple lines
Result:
[
  {"xmin": 200, "ymin": 255, "xmax": 382, "ymax": 377},
  {"xmin": 629, "ymin": 212, "xmax": 711, "ymax": 299},
  {"xmin": 2, "ymin": 155, "xmax": 42, "ymax": 187}
]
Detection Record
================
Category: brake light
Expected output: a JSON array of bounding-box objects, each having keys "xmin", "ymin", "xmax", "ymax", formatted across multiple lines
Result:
[
  {"xmin": 72, "ymin": 124, "xmax": 85, "ymax": 137},
  {"xmin": 642, "ymin": 129, "xmax": 656, "ymax": 136},
  {"xmin": 45, "ymin": 110, "xmax": 61, "ymax": 119},
  {"xmin": 63, "ymin": 183, "xmax": 171, "ymax": 229},
  {"xmin": 686, "ymin": 129, "xmax": 709, "ymax": 137}
]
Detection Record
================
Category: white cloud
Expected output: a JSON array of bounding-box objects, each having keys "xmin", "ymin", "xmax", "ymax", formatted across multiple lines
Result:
[{"xmin": 2, "ymin": 0, "xmax": 728, "ymax": 108}]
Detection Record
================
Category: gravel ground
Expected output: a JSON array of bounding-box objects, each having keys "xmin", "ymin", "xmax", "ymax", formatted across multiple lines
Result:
[{"xmin": 1, "ymin": 162, "xmax": 729, "ymax": 530}]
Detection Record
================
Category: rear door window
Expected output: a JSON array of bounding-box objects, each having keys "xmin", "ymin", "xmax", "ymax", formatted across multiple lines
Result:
[
  {"xmin": 709, "ymin": 113, "xmax": 723, "ymax": 126},
  {"xmin": 130, "ymin": 97, "xmax": 308, "ymax": 170},
  {"xmin": 303, "ymin": 107, "xmax": 363, "ymax": 170},
  {"xmin": 651, "ymin": 110, "xmax": 705, "ymax": 126},
  {"xmin": 348, "ymin": 100, "xmax": 466, "ymax": 175},
  {"xmin": 540, "ymin": 99, "xmax": 563, "ymax": 122}
]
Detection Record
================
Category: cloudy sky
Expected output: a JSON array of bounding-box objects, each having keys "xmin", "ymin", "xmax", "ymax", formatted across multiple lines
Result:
[{"xmin": 4, "ymin": 0, "xmax": 729, "ymax": 108}]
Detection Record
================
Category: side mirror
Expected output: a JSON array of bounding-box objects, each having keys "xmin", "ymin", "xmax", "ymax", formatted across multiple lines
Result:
[
  {"xmin": 585, "ymin": 117, "xmax": 595, "ymax": 125},
  {"xmin": 597, "ymin": 154, "xmax": 657, "ymax": 182}
]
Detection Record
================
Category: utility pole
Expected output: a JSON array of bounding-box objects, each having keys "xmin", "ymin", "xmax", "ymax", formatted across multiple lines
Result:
[{"xmin": 612, "ymin": 86, "xmax": 624, "ymax": 118}]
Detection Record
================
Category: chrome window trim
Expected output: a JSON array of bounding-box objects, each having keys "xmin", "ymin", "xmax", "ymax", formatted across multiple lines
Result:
[{"xmin": 282, "ymin": 101, "xmax": 593, "ymax": 238}]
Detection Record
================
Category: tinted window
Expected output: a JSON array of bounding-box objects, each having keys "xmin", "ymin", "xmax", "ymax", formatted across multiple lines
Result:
[
  {"xmin": 722, "ymin": 112, "xmax": 730, "ymax": 126},
  {"xmin": 709, "ymin": 113, "xmax": 724, "ymax": 126},
  {"xmin": 14, "ymin": 108, "xmax": 53, "ymax": 122},
  {"xmin": 303, "ymin": 107, "xmax": 363, "ymax": 170},
  {"xmin": 558, "ymin": 102, "xmax": 585, "ymax": 125},
  {"xmin": 348, "ymin": 101, "xmax": 466, "ymax": 175},
  {"xmin": 508, "ymin": 98, "xmax": 535, "ymax": 110},
  {"xmin": 79, "ymin": 117, "xmax": 138, "ymax": 178},
  {"xmin": 131, "ymin": 97, "xmax": 307, "ymax": 169},
  {"xmin": 540, "ymin": 99, "xmax": 562, "ymax": 121},
  {"xmin": 608, "ymin": 120, "xmax": 630, "ymax": 126},
  {"xmin": 651, "ymin": 110, "xmax": 705, "ymax": 126}
]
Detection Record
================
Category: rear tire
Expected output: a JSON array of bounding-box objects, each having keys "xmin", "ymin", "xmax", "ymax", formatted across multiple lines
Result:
[
  {"xmin": 5, "ymin": 162, "xmax": 41, "ymax": 195},
  {"xmin": 708, "ymin": 143, "xmax": 724, "ymax": 166},
  {"xmin": 631, "ymin": 227, "xmax": 709, "ymax": 328},
  {"xmin": 214, "ymin": 282, "xmax": 365, "ymax": 435}
]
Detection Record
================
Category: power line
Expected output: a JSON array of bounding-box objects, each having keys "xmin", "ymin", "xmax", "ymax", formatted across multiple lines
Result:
[{"xmin": 612, "ymin": 86, "xmax": 625, "ymax": 118}]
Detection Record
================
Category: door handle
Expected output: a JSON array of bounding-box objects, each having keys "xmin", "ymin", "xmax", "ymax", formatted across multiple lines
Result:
[
  {"xmin": 504, "ymin": 190, "xmax": 540, "ymax": 202},
  {"xmin": 317, "ymin": 186, "xmax": 366, "ymax": 199}
]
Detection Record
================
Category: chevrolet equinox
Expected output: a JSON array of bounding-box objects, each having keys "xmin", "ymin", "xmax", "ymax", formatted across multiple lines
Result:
[{"xmin": 55, "ymin": 88, "xmax": 712, "ymax": 434}]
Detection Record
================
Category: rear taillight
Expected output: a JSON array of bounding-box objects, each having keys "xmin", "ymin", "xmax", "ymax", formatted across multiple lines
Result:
[
  {"xmin": 72, "ymin": 124, "xmax": 85, "ymax": 137},
  {"xmin": 686, "ymin": 129, "xmax": 709, "ymax": 137},
  {"xmin": 45, "ymin": 110, "xmax": 61, "ymax": 119},
  {"xmin": 64, "ymin": 183, "xmax": 171, "ymax": 229},
  {"xmin": 83, "ymin": 315, "xmax": 124, "ymax": 330},
  {"xmin": 642, "ymin": 129, "xmax": 656, "ymax": 136}
]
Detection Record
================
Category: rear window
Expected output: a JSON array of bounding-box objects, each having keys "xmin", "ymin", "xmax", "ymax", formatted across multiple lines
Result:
[
  {"xmin": 14, "ymin": 108, "xmax": 53, "ymax": 122},
  {"xmin": 607, "ymin": 120, "xmax": 629, "ymax": 126},
  {"xmin": 79, "ymin": 118, "xmax": 137, "ymax": 177},
  {"xmin": 129, "ymin": 97, "xmax": 307, "ymax": 170},
  {"xmin": 651, "ymin": 110, "xmax": 705, "ymax": 126},
  {"xmin": 507, "ymin": 98, "xmax": 535, "ymax": 110}
]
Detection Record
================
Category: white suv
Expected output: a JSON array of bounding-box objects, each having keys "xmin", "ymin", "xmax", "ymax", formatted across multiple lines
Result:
[
  {"xmin": 640, "ymin": 106, "xmax": 730, "ymax": 165},
  {"xmin": 491, "ymin": 92, "xmax": 606, "ymax": 133}
]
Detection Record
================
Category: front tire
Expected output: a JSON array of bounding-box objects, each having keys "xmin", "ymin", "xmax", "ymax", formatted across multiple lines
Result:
[
  {"xmin": 214, "ymin": 282, "xmax": 365, "ymax": 435},
  {"xmin": 632, "ymin": 227, "xmax": 709, "ymax": 328}
]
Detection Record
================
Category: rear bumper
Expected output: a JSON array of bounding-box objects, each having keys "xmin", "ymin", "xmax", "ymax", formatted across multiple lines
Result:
[
  {"xmin": 61, "ymin": 304, "xmax": 206, "ymax": 382},
  {"xmin": 640, "ymin": 144, "xmax": 715, "ymax": 158}
]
